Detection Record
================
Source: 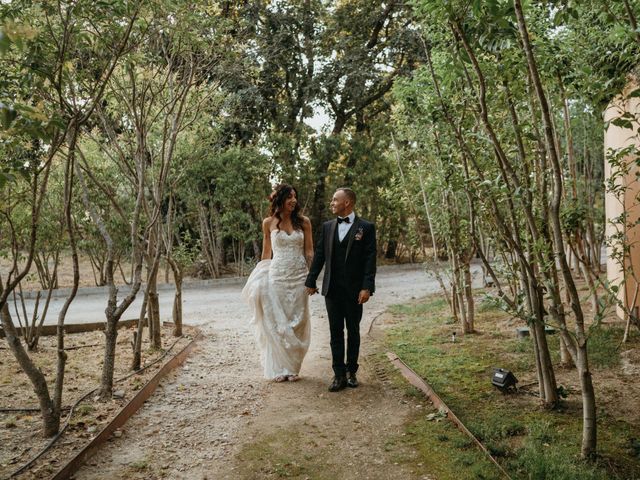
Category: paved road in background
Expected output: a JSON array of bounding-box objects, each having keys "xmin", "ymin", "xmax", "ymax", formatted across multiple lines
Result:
[{"xmin": 16, "ymin": 263, "xmax": 484, "ymax": 327}]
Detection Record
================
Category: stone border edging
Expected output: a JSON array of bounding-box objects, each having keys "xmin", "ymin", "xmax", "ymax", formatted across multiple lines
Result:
[{"xmin": 50, "ymin": 332, "xmax": 201, "ymax": 479}]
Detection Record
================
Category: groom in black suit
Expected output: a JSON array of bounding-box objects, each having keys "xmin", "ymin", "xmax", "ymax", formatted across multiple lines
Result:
[{"xmin": 305, "ymin": 188, "xmax": 376, "ymax": 392}]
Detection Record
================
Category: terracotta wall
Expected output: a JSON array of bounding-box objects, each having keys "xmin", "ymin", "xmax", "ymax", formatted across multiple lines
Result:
[{"xmin": 604, "ymin": 78, "xmax": 640, "ymax": 319}]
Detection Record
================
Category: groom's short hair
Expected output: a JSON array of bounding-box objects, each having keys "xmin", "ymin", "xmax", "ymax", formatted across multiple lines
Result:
[{"xmin": 337, "ymin": 187, "xmax": 356, "ymax": 205}]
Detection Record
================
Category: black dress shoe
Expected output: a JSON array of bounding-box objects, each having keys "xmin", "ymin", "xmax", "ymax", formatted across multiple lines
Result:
[
  {"xmin": 346, "ymin": 372, "xmax": 359, "ymax": 388},
  {"xmin": 328, "ymin": 376, "xmax": 347, "ymax": 392}
]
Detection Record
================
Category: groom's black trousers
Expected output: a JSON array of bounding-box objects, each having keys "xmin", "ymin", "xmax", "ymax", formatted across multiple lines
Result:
[{"xmin": 325, "ymin": 289, "xmax": 363, "ymax": 377}]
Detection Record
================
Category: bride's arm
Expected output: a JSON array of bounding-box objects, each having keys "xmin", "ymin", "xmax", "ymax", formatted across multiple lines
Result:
[
  {"xmin": 302, "ymin": 217, "xmax": 314, "ymax": 268},
  {"xmin": 261, "ymin": 218, "xmax": 273, "ymax": 260}
]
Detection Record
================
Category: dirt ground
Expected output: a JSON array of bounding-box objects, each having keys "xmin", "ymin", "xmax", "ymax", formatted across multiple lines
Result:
[
  {"xmin": 495, "ymin": 298, "xmax": 640, "ymax": 430},
  {"xmin": 62, "ymin": 265, "xmax": 438, "ymax": 480},
  {"xmin": 0, "ymin": 265, "xmax": 449, "ymax": 479},
  {"xmin": 0, "ymin": 325, "xmax": 196, "ymax": 479},
  {"xmin": 6, "ymin": 263, "xmax": 636, "ymax": 479}
]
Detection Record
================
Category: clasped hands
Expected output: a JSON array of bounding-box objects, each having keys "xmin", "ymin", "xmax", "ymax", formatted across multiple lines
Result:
[{"xmin": 304, "ymin": 287, "xmax": 370, "ymax": 304}]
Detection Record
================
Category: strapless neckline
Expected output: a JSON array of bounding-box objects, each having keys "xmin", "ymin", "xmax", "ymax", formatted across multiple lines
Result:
[{"xmin": 271, "ymin": 229, "xmax": 303, "ymax": 237}]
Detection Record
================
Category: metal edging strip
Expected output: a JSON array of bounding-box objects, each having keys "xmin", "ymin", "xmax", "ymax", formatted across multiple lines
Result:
[{"xmin": 386, "ymin": 351, "xmax": 512, "ymax": 480}]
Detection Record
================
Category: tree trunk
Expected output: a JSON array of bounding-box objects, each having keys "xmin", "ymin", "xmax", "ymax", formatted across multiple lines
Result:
[
  {"xmin": 198, "ymin": 205, "xmax": 221, "ymax": 278},
  {"xmin": 530, "ymin": 321, "xmax": 545, "ymax": 399},
  {"xmin": 147, "ymin": 241, "xmax": 163, "ymax": 349},
  {"xmin": 54, "ymin": 326, "xmax": 68, "ymax": 422},
  {"xmin": 573, "ymin": 236, "xmax": 599, "ymax": 314},
  {"xmin": 29, "ymin": 286, "xmax": 55, "ymax": 352},
  {"xmin": 453, "ymin": 255, "xmax": 469, "ymax": 332},
  {"xmin": 451, "ymin": 282, "xmax": 459, "ymax": 323},
  {"xmin": 559, "ymin": 336, "xmax": 574, "ymax": 368},
  {"xmin": 173, "ymin": 287, "xmax": 183, "ymax": 338},
  {"xmin": 531, "ymin": 318, "xmax": 558, "ymax": 404},
  {"xmin": 525, "ymin": 270, "xmax": 560, "ymax": 406},
  {"xmin": 463, "ymin": 262, "xmax": 474, "ymax": 332},
  {"xmin": 385, "ymin": 240, "xmax": 397, "ymax": 260},
  {"xmin": 576, "ymin": 345, "xmax": 597, "ymax": 457},
  {"xmin": 168, "ymin": 258, "xmax": 183, "ymax": 337},
  {"xmin": 147, "ymin": 289, "xmax": 155, "ymax": 344},
  {"xmin": 148, "ymin": 281, "xmax": 162, "ymax": 349},
  {"xmin": 54, "ymin": 130, "xmax": 81, "ymax": 421},
  {"xmin": 2, "ymin": 302, "xmax": 58, "ymax": 436},
  {"xmin": 131, "ymin": 293, "xmax": 148, "ymax": 371},
  {"xmin": 415, "ymin": 157, "xmax": 439, "ymax": 260},
  {"xmin": 100, "ymin": 308, "xmax": 119, "ymax": 400},
  {"xmin": 513, "ymin": 0, "xmax": 595, "ymax": 456}
]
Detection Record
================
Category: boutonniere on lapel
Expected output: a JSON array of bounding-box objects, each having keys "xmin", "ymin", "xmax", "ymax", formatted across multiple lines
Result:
[{"xmin": 354, "ymin": 227, "xmax": 364, "ymax": 241}]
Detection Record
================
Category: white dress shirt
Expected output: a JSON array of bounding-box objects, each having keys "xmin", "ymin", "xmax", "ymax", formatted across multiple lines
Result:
[{"xmin": 337, "ymin": 212, "xmax": 356, "ymax": 242}]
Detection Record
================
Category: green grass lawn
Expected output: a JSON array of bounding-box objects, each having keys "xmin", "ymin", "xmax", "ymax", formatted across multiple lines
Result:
[{"xmin": 382, "ymin": 294, "xmax": 640, "ymax": 480}]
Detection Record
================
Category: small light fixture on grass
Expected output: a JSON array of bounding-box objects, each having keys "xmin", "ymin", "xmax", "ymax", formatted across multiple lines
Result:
[{"xmin": 491, "ymin": 368, "xmax": 518, "ymax": 393}]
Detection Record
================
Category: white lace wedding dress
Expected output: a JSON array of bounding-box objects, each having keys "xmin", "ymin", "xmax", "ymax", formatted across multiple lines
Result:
[{"xmin": 242, "ymin": 229, "xmax": 311, "ymax": 379}]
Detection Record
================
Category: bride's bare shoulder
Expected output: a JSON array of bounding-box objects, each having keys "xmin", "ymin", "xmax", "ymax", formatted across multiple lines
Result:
[{"xmin": 262, "ymin": 217, "xmax": 276, "ymax": 231}]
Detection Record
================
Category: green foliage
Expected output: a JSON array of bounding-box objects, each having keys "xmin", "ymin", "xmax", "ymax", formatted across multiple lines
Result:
[
  {"xmin": 587, "ymin": 324, "xmax": 623, "ymax": 368},
  {"xmin": 514, "ymin": 421, "xmax": 611, "ymax": 480},
  {"xmin": 0, "ymin": 0, "xmax": 633, "ymax": 280},
  {"xmin": 0, "ymin": 0, "xmax": 430, "ymax": 283},
  {"xmin": 477, "ymin": 295, "xmax": 503, "ymax": 314},
  {"xmin": 183, "ymin": 145, "xmax": 271, "ymax": 244},
  {"xmin": 561, "ymin": 201, "xmax": 589, "ymax": 236},
  {"xmin": 405, "ymin": 417, "xmax": 499, "ymax": 479}
]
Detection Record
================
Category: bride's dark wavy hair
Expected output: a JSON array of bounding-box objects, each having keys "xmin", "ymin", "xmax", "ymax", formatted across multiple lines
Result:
[{"xmin": 269, "ymin": 184, "xmax": 304, "ymax": 231}]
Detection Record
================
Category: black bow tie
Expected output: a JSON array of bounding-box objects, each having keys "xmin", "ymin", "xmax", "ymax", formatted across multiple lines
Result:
[{"xmin": 337, "ymin": 216, "xmax": 350, "ymax": 224}]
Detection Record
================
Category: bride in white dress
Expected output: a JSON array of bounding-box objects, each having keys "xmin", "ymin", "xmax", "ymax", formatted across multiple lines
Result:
[{"xmin": 242, "ymin": 184, "xmax": 313, "ymax": 382}]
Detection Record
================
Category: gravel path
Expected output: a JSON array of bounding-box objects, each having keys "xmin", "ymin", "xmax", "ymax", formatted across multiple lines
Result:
[{"xmin": 73, "ymin": 264, "xmax": 471, "ymax": 479}]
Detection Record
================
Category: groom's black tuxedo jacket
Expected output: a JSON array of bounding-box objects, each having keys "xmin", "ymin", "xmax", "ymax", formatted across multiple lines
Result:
[{"xmin": 305, "ymin": 216, "xmax": 376, "ymax": 297}]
